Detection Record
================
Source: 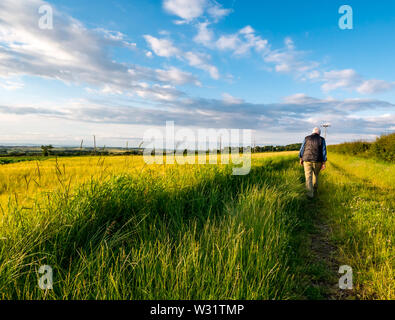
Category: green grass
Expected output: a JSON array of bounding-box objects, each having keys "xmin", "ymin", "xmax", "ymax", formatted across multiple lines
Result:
[
  {"xmin": 0, "ymin": 155, "xmax": 314, "ymax": 299},
  {"xmin": 319, "ymin": 153, "xmax": 394, "ymax": 299},
  {"xmin": 0, "ymin": 153, "xmax": 393, "ymax": 299}
]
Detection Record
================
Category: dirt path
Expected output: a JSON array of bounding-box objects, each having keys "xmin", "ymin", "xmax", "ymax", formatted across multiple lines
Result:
[{"xmin": 307, "ymin": 198, "xmax": 354, "ymax": 300}]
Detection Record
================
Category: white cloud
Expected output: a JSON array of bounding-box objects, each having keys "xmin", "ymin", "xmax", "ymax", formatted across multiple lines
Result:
[
  {"xmin": 163, "ymin": 0, "xmax": 230, "ymax": 23},
  {"xmin": 357, "ymin": 79, "xmax": 395, "ymax": 94},
  {"xmin": 262, "ymin": 38, "xmax": 395, "ymax": 95},
  {"xmin": 156, "ymin": 67, "xmax": 201, "ymax": 86},
  {"xmin": 185, "ymin": 51, "xmax": 219, "ymax": 79},
  {"xmin": 163, "ymin": 0, "xmax": 207, "ymax": 21},
  {"xmin": 264, "ymin": 39, "xmax": 319, "ymax": 76},
  {"xmin": 0, "ymin": 77, "xmax": 24, "ymax": 90},
  {"xmin": 134, "ymin": 83, "xmax": 180, "ymax": 101},
  {"xmin": 222, "ymin": 93, "xmax": 244, "ymax": 104},
  {"xmin": 1, "ymin": 95, "xmax": 393, "ymax": 146},
  {"xmin": 144, "ymin": 34, "xmax": 219, "ymax": 79},
  {"xmin": 164, "ymin": 1, "xmax": 394, "ymax": 96},
  {"xmin": 215, "ymin": 26, "xmax": 268, "ymax": 55},
  {"xmin": 284, "ymin": 37, "xmax": 295, "ymax": 50},
  {"xmin": 282, "ymin": 93, "xmax": 320, "ymax": 104},
  {"xmin": 239, "ymin": 26, "xmax": 254, "ymax": 35},
  {"xmin": 158, "ymin": 30, "xmax": 171, "ymax": 36},
  {"xmin": 194, "ymin": 22, "xmax": 214, "ymax": 46},
  {"xmin": 306, "ymin": 70, "xmax": 321, "ymax": 79},
  {"xmin": 321, "ymin": 69, "xmax": 362, "ymax": 92},
  {"xmin": 320, "ymin": 70, "xmax": 395, "ymax": 94},
  {"xmin": 95, "ymin": 28, "xmax": 137, "ymax": 48},
  {"xmin": 207, "ymin": 2, "xmax": 232, "ymax": 21},
  {"xmin": 143, "ymin": 35, "xmax": 181, "ymax": 57},
  {"xmin": 0, "ymin": 0, "xmax": 199, "ymax": 101},
  {"xmin": 216, "ymin": 34, "xmax": 239, "ymax": 50}
]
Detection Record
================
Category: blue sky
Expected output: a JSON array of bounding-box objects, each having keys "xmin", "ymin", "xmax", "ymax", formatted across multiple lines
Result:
[{"xmin": 0, "ymin": 0, "xmax": 394, "ymax": 146}]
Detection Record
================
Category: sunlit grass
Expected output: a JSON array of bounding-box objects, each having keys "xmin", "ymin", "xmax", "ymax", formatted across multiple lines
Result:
[
  {"xmin": 0, "ymin": 150, "xmax": 393, "ymax": 300},
  {"xmin": 0, "ymin": 152, "xmax": 307, "ymax": 299},
  {"xmin": 0, "ymin": 152, "xmax": 297, "ymax": 213},
  {"xmin": 321, "ymin": 152, "xmax": 394, "ymax": 299}
]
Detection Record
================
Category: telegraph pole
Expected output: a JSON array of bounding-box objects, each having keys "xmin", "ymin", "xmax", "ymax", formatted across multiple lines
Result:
[
  {"xmin": 321, "ymin": 123, "xmax": 331, "ymax": 140},
  {"xmin": 93, "ymin": 135, "xmax": 97, "ymax": 155}
]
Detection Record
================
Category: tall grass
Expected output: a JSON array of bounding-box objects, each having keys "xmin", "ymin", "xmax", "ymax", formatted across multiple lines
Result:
[
  {"xmin": 0, "ymin": 155, "xmax": 310, "ymax": 299},
  {"xmin": 320, "ymin": 153, "xmax": 394, "ymax": 299},
  {"xmin": 1, "ymin": 151, "xmax": 393, "ymax": 299}
]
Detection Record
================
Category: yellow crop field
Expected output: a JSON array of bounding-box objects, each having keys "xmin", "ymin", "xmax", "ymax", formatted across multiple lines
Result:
[{"xmin": 0, "ymin": 152, "xmax": 298, "ymax": 213}]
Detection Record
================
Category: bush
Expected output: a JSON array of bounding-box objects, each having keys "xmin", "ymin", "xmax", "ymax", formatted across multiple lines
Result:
[
  {"xmin": 328, "ymin": 133, "xmax": 395, "ymax": 162},
  {"xmin": 371, "ymin": 133, "xmax": 395, "ymax": 162}
]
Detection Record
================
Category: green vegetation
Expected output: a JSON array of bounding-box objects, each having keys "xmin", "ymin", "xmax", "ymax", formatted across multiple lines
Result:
[
  {"xmin": 0, "ymin": 155, "xmax": 313, "ymax": 299},
  {"xmin": 0, "ymin": 156, "xmax": 49, "ymax": 165},
  {"xmin": 0, "ymin": 142, "xmax": 303, "ymax": 159},
  {"xmin": 252, "ymin": 143, "xmax": 302, "ymax": 153},
  {"xmin": 320, "ymin": 153, "xmax": 394, "ymax": 299},
  {"xmin": 328, "ymin": 132, "xmax": 395, "ymax": 162},
  {"xmin": 40, "ymin": 145, "xmax": 54, "ymax": 157},
  {"xmin": 0, "ymin": 151, "xmax": 393, "ymax": 300}
]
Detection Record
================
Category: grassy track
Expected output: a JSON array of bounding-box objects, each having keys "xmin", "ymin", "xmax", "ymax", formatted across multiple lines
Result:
[
  {"xmin": 318, "ymin": 153, "xmax": 394, "ymax": 299},
  {"xmin": 0, "ymin": 152, "xmax": 393, "ymax": 299}
]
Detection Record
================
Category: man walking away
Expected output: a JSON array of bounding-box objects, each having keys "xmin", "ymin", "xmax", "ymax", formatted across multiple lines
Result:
[{"xmin": 299, "ymin": 127, "xmax": 327, "ymax": 198}]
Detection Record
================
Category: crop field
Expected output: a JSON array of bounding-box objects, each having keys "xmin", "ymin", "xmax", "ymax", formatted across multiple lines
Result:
[{"xmin": 0, "ymin": 151, "xmax": 393, "ymax": 299}]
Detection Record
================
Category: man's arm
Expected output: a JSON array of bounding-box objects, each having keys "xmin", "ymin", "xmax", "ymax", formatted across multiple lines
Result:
[
  {"xmin": 321, "ymin": 138, "xmax": 327, "ymax": 169},
  {"xmin": 299, "ymin": 139, "xmax": 306, "ymax": 165},
  {"xmin": 322, "ymin": 139, "xmax": 327, "ymax": 162}
]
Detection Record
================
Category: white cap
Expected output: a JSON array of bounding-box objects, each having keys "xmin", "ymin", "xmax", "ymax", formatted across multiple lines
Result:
[{"xmin": 312, "ymin": 127, "xmax": 321, "ymax": 135}]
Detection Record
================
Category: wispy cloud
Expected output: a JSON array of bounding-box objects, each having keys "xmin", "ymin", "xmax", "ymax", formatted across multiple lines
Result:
[
  {"xmin": 163, "ymin": 0, "xmax": 231, "ymax": 23},
  {"xmin": 144, "ymin": 34, "xmax": 219, "ymax": 79},
  {"xmin": 143, "ymin": 35, "xmax": 181, "ymax": 58},
  {"xmin": 0, "ymin": 0, "xmax": 199, "ymax": 100},
  {"xmin": 2, "ymin": 95, "xmax": 393, "ymax": 134},
  {"xmin": 264, "ymin": 39, "xmax": 319, "ymax": 76},
  {"xmin": 197, "ymin": 24, "xmax": 269, "ymax": 56},
  {"xmin": 263, "ymin": 38, "xmax": 395, "ymax": 95},
  {"xmin": 222, "ymin": 93, "xmax": 244, "ymax": 105},
  {"xmin": 156, "ymin": 67, "xmax": 201, "ymax": 86},
  {"xmin": 194, "ymin": 22, "xmax": 214, "ymax": 46},
  {"xmin": 185, "ymin": 51, "xmax": 219, "ymax": 79},
  {"xmin": 163, "ymin": 0, "xmax": 207, "ymax": 22}
]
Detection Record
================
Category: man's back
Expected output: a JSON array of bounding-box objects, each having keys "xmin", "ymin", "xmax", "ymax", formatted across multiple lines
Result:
[
  {"xmin": 301, "ymin": 133, "xmax": 326, "ymax": 162},
  {"xmin": 299, "ymin": 128, "xmax": 327, "ymax": 198}
]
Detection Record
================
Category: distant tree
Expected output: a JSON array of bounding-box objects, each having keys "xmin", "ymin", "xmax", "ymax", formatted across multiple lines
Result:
[{"xmin": 41, "ymin": 145, "xmax": 54, "ymax": 157}]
